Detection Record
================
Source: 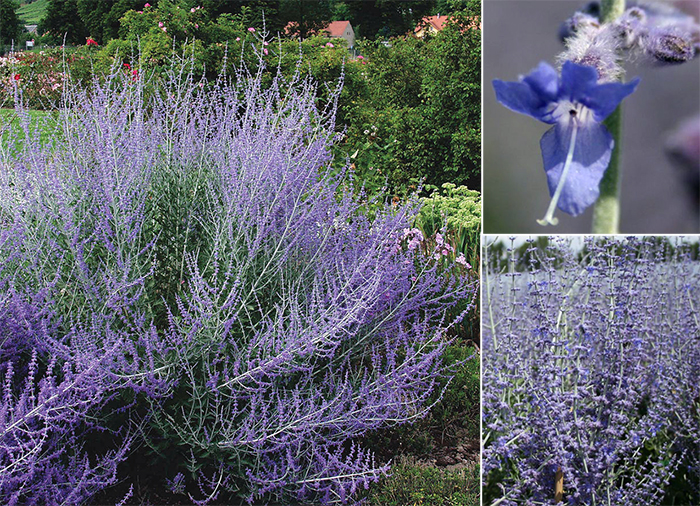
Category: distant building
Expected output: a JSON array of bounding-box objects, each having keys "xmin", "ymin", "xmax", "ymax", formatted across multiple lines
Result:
[
  {"xmin": 284, "ymin": 21, "xmax": 355, "ymax": 49},
  {"xmin": 25, "ymin": 25, "xmax": 38, "ymax": 34},
  {"xmin": 323, "ymin": 21, "xmax": 355, "ymax": 49},
  {"xmin": 414, "ymin": 15, "xmax": 449, "ymax": 38},
  {"xmin": 414, "ymin": 14, "xmax": 481, "ymax": 38}
]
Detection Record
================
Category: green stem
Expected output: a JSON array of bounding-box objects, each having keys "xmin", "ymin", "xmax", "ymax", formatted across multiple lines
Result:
[
  {"xmin": 600, "ymin": 0, "xmax": 625, "ymax": 22},
  {"xmin": 592, "ymin": 107, "xmax": 622, "ymax": 233},
  {"xmin": 592, "ymin": 0, "xmax": 626, "ymax": 234}
]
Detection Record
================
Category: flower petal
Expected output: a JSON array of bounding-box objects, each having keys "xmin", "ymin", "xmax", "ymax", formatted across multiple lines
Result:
[
  {"xmin": 522, "ymin": 61, "xmax": 559, "ymax": 103},
  {"xmin": 581, "ymin": 78, "xmax": 641, "ymax": 122},
  {"xmin": 559, "ymin": 61, "xmax": 598, "ymax": 101},
  {"xmin": 493, "ymin": 79, "xmax": 551, "ymax": 122},
  {"xmin": 540, "ymin": 122, "xmax": 614, "ymax": 216}
]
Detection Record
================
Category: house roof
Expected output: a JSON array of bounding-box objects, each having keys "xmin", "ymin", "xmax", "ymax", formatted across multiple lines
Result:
[
  {"xmin": 415, "ymin": 15, "xmax": 449, "ymax": 33},
  {"xmin": 284, "ymin": 21, "xmax": 352, "ymax": 38},
  {"xmin": 324, "ymin": 21, "xmax": 351, "ymax": 37}
]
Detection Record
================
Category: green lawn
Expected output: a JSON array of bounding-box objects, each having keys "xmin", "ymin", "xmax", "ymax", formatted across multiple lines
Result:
[
  {"xmin": 17, "ymin": 0, "xmax": 48, "ymax": 25},
  {"xmin": 0, "ymin": 108, "xmax": 59, "ymax": 145}
]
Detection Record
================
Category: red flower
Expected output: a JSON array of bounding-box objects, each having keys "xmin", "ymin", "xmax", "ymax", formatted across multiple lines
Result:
[
  {"xmin": 123, "ymin": 63, "xmax": 131, "ymax": 70},
  {"xmin": 86, "ymin": 38, "xmax": 98, "ymax": 46},
  {"xmin": 13, "ymin": 74, "xmax": 20, "ymax": 81}
]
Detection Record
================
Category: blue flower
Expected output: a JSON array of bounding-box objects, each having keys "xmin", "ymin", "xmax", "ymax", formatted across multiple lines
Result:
[{"xmin": 493, "ymin": 61, "xmax": 640, "ymax": 225}]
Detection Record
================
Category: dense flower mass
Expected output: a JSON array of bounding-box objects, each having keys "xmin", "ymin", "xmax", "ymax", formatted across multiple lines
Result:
[
  {"xmin": 483, "ymin": 236, "xmax": 700, "ymax": 505},
  {"xmin": 0, "ymin": 55, "xmax": 476, "ymax": 505},
  {"xmin": 493, "ymin": 61, "xmax": 639, "ymax": 224}
]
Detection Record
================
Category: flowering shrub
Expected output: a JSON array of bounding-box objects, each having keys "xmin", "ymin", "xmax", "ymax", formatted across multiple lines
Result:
[
  {"xmin": 483, "ymin": 236, "xmax": 700, "ymax": 505},
  {"xmin": 0, "ymin": 72, "xmax": 171, "ymax": 504},
  {"xmin": 0, "ymin": 46, "xmax": 115, "ymax": 110},
  {"xmin": 0, "ymin": 53, "xmax": 477, "ymax": 504}
]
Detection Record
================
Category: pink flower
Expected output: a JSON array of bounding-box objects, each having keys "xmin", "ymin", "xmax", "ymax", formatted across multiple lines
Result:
[
  {"xmin": 455, "ymin": 253, "xmax": 471, "ymax": 269},
  {"xmin": 191, "ymin": 7, "xmax": 196, "ymax": 12},
  {"xmin": 357, "ymin": 55, "xmax": 364, "ymax": 59},
  {"xmin": 137, "ymin": 10, "xmax": 143, "ymax": 13},
  {"xmin": 263, "ymin": 41, "xmax": 268, "ymax": 46},
  {"xmin": 86, "ymin": 37, "xmax": 98, "ymax": 46},
  {"xmin": 162, "ymin": 27, "xmax": 167, "ymax": 32},
  {"xmin": 263, "ymin": 48, "xmax": 268, "ymax": 55},
  {"xmin": 195, "ymin": 23, "xmax": 199, "ymax": 29},
  {"xmin": 236, "ymin": 37, "xmax": 241, "ymax": 41},
  {"xmin": 248, "ymin": 27, "xmax": 255, "ymax": 32},
  {"xmin": 325, "ymin": 42, "xmax": 334, "ymax": 48},
  {"xmin": 158, "ymin": 21, "xmax": 164, "ymax": 28},
  {"xmin": 144, "ymin": 2, "xmax": 150, "ymax": 7}
]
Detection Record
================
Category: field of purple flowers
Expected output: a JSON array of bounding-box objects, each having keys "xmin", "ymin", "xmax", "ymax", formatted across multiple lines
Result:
[
  {"xmin": 0, "ymin": 53, "xmax": 477, "ymax": 505},
  {"xmin": 483, "ymin": 236, "xmax": 700, "ymax": 505}
]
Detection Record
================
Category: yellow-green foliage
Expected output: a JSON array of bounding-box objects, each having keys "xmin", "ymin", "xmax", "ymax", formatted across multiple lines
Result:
[{"xmin": 417, "ymin": 183, "xmax": 480, "ymax": 256}]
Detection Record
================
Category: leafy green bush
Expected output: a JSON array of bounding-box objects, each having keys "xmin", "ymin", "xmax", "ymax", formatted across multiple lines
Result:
[{"xmin": 339, "ymin": 11, "xmax": 481, "ymax": 196}]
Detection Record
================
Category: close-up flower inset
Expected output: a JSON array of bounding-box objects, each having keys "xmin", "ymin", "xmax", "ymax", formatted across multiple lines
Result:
[{"xmin": 484, "ymin": 0, "xmax": 700, "ymax": 233}]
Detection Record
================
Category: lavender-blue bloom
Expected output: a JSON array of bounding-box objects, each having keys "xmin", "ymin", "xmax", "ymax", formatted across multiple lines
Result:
[
  {"xmin": 0, "ymin": 47, "xmax": 478, "ymax": 505},
  {"xmin": 493, "ymin": 61, "xmax": 639, "ymax": 225},
  {"xmin": 483, "ymin": 236, "xmax": 700, "ymax": 505}
]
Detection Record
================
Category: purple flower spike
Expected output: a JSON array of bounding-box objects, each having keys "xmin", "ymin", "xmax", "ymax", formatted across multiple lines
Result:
[{"xmin": 493, "ymin": 61, "xmax": 639, "ymax": 225}]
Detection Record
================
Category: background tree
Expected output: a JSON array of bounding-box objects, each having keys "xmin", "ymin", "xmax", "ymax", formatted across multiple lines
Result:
[
  {"xmin": 0, "ymin": 0, "xmax": 23, "ymax": 50},
  {"xmin": 339, "ymin": 0, "xmax": 435, "ymax": 39},
  {"xmin": 278, "ymin": 0, "xmax": 331, "ymax": 39},
  {"xmin": 200, "ymin": 0, "xmax": 283, "ymax": 32},
  {"xmin": 76, "ymin": 0, "xmax": 142, "ymax": 43},
  {"xmin": 342, "ymin": 10, "xmax": 481, "ymax": 194},
  {"xmin": 39, "ymin": 0, "xmax": 87, "ymax": 44}
]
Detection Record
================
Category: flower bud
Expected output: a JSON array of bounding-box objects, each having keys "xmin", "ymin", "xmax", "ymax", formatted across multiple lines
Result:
[
  {"xmin": 612, "ymin": 7, "xmax": 647, "ymax": 49},
  {"xmin": 642, "ymin": 26, "xmax": 695, "ymax": 63},
  {"xmin": 559, "ymin": 12, "xmax": 600, "ymax": 42}
]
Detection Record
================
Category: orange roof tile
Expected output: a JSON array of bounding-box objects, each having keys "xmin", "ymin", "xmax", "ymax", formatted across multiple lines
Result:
[
  {"xmin": 324, "ymin": 21, "xmax": 350, "ymax": 37},
  {"xmin": 284, "ymin": 21, "xmax": 351, "ymax": 38},
  {"xmin": 415, "ymin": 15, "xmax": 449, "ymax": 33}
]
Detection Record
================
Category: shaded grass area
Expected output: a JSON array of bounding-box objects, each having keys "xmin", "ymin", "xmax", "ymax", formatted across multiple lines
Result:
[
  {"xmin": 361, "ymin": 457, "xmax": 480, "ymax": 506},
  {"xmin": 17, "ymin": 0, "xmax": 49, "ymax": 25}
]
